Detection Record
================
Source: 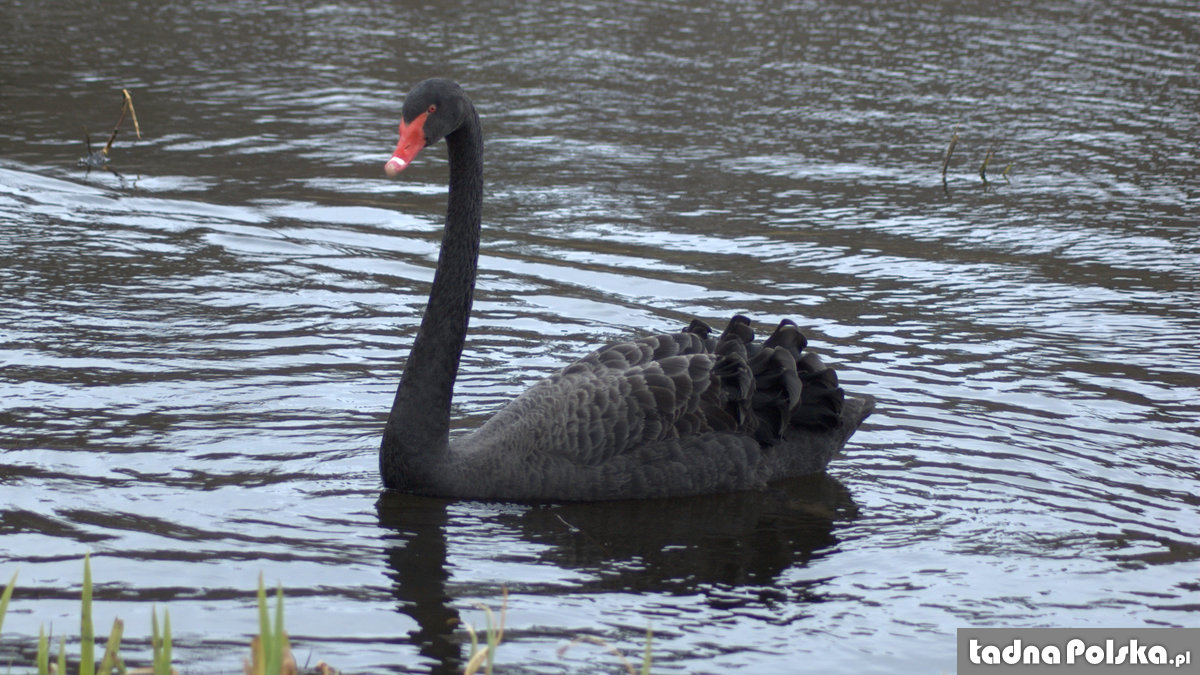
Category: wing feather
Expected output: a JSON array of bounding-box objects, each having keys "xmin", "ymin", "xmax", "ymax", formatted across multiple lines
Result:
[{"xmin": 469, "ymin": 314, "xmax": 847, "ymax": 468}]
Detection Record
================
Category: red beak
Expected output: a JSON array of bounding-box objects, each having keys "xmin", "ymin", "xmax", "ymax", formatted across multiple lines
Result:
[{"xmin": 384, "ymin": 111, "xmax": 430, "ymax": 176}]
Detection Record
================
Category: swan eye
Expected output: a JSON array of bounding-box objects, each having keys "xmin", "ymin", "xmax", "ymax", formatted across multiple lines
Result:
[{"xmin": 427, "ymin": 104, "xmax": 437, "ymax": 114}]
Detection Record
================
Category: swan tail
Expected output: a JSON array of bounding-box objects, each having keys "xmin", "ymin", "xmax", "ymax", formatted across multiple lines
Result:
[
  {"xmin": 696, "ymin": 316, "xmax": 847, "ymax": 444},
  {"xmin": 789, "ymin": 351, "xmax": 845, "ymax": 431},
  {"xmin": 707, "ymin": 347, "xmax": 756, "ymax": 434}
]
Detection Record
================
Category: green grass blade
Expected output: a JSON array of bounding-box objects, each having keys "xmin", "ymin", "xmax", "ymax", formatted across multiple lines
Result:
[
  {"xmin": 256, "ymin": 573, "xmax": 272, "ymax": 674},
  {"xmin": 641, "ymin": 626, "xmax": 653, "ymax": 675},
  {"xmin": 151, "ymin": 605, "xmax": 160, "ymax": 667},
  {"xmin": 57, "ymin": 636, "xmax": 67, "ymax": 675},
  {"xmin": 37, "ymin": 625, "xmax": 49, "ymax": 675},
  {"xmin": 273, "ymin": 584, "xmax": 284, "ymax": 640},
  {"xmin": 263, "ymin": 583, "xmax": 283, "ymax": 675},
  {"xmin": 147, "ymin": 608, "xmax": 174, "ymax": 675},
  {"xmin": 160, "ymin": 609, "xmax": 172, "ymax": 675},
  {"xmin": 273, "ymin": 583, "xmax": 289, "ymax": 675},
  {"xmin": 82, "ymin": 553, "xmax": 95, "ymax": 675},
  {"xmin": 97, "ymin": 618, "xmax": 123, "ymax": 674},
  {"xmin": 150, "ymin": 605, "xmax": 173, "ymax": 675},
  {"xmin": 0, "ymin": 570, "xmax": 16, "ymax": 637}
]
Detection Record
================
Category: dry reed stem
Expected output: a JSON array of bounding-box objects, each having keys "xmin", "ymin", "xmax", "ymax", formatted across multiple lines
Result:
[
  {"xmin": 462, "ymin": 586, "xmax": 508, "ymax": 675},
  {"xmin": 102, "ymin": 89, "xmax": 141, "ymax": 156},
  {"xmin": 941, "ymin": 129, "xmax": 959, "ymax": 177},
  {"xmin": 556, "ymin": 635, "xmax": 638, "ymax": 675},
  {"xmin": 123, "ymin": 89, "xmax": 142, "ymax": 140},
  {"xmin": 979, "ymin": 148, "xmax": 995, "ymax": 180}
]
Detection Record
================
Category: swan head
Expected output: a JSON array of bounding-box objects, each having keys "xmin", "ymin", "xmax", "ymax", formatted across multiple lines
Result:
[{"xmin": 385, "ymin": 78, "xmax": 470, "ymax": 177}]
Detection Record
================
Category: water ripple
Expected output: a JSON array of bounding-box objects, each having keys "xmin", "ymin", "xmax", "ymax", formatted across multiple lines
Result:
[{"xmin": 2, "ymin": 0, "xmax": 1199, "ymax": 671}]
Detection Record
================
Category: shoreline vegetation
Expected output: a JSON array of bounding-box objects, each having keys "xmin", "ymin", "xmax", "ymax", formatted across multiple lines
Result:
[
  {"xmin": 1, "ymin": 556, "xmax": 652, "ymax": 675},
  {"xmin": 0, "ymin": 555, "xmax": 334, "ymax": 675}
]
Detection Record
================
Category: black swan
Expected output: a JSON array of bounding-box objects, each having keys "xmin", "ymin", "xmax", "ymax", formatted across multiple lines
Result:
[{"xmin": 379, "ymin": 78, "xmax": 873, "ymax": 501}]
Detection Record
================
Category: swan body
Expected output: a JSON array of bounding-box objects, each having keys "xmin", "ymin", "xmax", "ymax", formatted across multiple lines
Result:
[{"xmin": 379, "ymin": 79, "xmax": 873, "ymax": 501}]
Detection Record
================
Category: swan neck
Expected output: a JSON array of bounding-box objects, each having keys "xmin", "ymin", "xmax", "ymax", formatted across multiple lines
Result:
[{"xmin": 381, "ymin": 105, "xmax": 483, "ymax": 489}]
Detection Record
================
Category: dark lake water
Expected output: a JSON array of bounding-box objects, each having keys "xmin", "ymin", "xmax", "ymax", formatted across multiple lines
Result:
[{"xmin": 2, "ymin": 1, "xmax": 1198, "ymax": 672}]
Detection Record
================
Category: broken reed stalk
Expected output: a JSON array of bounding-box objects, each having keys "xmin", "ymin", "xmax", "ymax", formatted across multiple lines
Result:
[
  {"xmin": 557, "ymin": 636, "xmax": 639, "ymax": 675},
  {"xmin": 103, "ymin": 89, "xmax": 141, "ymax": 156},
  {"xmin": 124, "ymin": 89, "xmax": 142, "ymax": 140},
  {"xmin": 979, "ymin": 148, "xmax": 995, "ymax": 181},
  {"xmin": 555, "ymin": 625, "xmax": 653, "ymax": 675},
  {"xmin": 941, "ymin": 129, "xmax": 959, "ymax": 178}
]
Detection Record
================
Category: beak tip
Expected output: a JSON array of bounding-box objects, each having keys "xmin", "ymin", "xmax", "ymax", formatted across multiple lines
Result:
[{"xmin": 384, "ymin": 157, "xmax": 407, "ymax": 177}]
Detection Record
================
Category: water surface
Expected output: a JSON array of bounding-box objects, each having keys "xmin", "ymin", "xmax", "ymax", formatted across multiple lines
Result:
[{"xmin": 1, "ymin": 1, "xmax": 1198, "ymax": 673}]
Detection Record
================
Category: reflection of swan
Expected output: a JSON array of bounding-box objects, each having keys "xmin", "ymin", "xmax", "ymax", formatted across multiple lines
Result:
[
  {"xmin": 376, "ymin": 475, "xmax": 855, "ymax": 670},
  {"xmin": 379, "ymin": 79, "xmax": 874, "ymax": 500},
  {"xmin": 501, "ymin": 473, "xmax": 856, "ymax": 590},
  {"xmin": 376, "ymin": 494, "xmax": 460, "ymax": 675}
]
